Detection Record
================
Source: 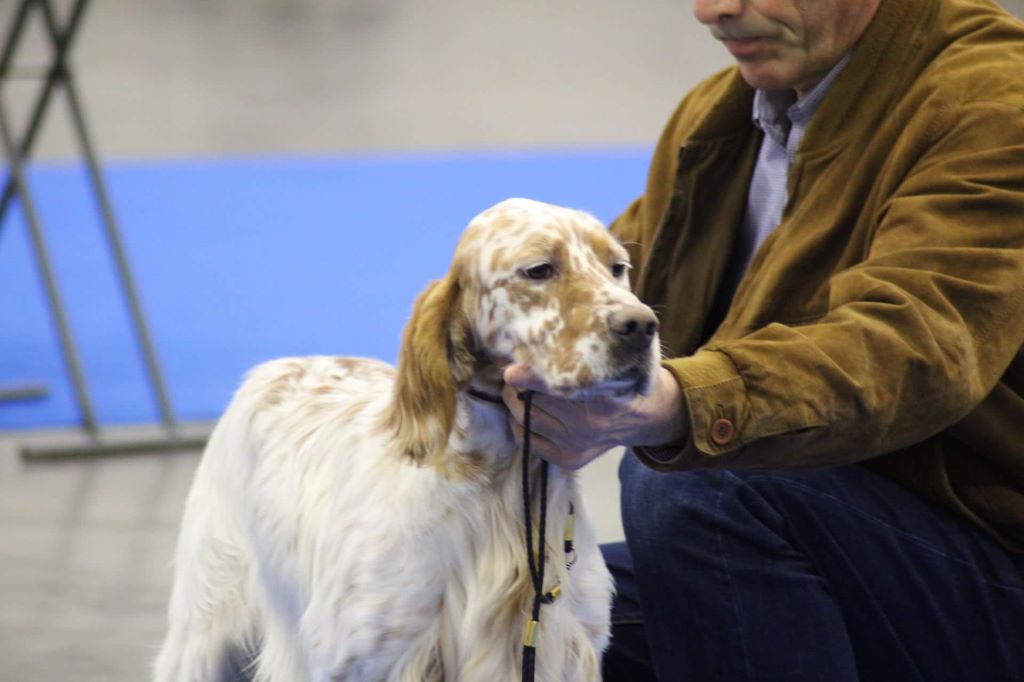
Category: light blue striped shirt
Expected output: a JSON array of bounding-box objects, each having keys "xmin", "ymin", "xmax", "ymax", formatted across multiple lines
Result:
[{"xmin": 732, "ymin": 53, "xmax": 852, "ymax": 276}]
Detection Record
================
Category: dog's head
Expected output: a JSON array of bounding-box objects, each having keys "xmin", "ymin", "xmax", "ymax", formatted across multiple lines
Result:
[{"xmin": 389, "ymin": 198, "xmax": 661, "ymax": 463}]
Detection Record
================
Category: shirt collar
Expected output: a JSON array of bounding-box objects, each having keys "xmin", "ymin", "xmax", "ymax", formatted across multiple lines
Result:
[{"xmin": 751, "ymin": 51, "xmax": 852, "ymax": 145}]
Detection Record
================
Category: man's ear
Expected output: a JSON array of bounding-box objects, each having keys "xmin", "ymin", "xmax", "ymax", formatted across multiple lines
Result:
[{"xmin": 387, "ymin": 274, "xmax": 474, "ymax": 464}]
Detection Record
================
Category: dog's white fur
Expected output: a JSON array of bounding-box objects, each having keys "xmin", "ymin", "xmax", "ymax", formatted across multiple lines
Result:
[{"xmin": 155, "ymin": 198, "xmax": 660, "ymax": 681}]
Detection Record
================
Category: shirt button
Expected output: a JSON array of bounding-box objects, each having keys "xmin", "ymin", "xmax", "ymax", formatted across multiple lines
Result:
[{"xmin": 710, "ymin": 418, "xmax": 735, "ymax": 446}]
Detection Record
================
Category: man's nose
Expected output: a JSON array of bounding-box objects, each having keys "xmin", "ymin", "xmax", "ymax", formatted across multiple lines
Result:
[
  {"xmin": 608, "ymin": 305, "xmax": 659, "ymax": 351},
  {"xmin": 694, "ymin": 0, "xmax": 744, "ymax": 24}
]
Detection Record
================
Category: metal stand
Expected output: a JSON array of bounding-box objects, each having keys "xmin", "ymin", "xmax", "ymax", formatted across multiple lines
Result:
[
  {"xmin": 1, "ymin": 0, "xmax": 207, "ymax": 460},
  {"xmin": 0, "ymin": 382, "xmax": 48, "ymax": 402}
]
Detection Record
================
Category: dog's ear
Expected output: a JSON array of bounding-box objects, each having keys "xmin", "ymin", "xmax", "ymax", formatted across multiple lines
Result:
[{"xmin": 387, "ymin": 274, "xmax": 475, "ymax": 465}]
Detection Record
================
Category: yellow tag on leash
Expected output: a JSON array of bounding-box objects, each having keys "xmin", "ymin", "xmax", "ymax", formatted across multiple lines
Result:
[{"xmin": 522, "ymin": 619, "xmax": 538, "ymax": 647}]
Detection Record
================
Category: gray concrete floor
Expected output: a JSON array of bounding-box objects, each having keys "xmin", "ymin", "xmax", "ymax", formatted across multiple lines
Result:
[
  {"xmin": 3, "ymin": 1, "xmax": 1023, "ymax": 680},
  {"xmin": 0, "ymin": 427, "xmax": 211, "ymax": 682}
]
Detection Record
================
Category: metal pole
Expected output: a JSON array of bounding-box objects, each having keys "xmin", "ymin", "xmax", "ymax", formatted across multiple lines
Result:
[
  {"xmin": 22, "ymin": 433, "xmax": 210, "ymax": 461},
  {"xmin": 0, "ymin": 0, "xmax": 33, "ymax": 78},
  {"xmin": 0, "ymin": 0, "xmax": 36, "ymax": 243},
  {"xmin": 61, "ymin": 77, "xmax": 180, "ymax": 432},
  {"xmin": 0, "ymin": 0, "xmax": 89, "ymax": 236},
  {"xmin": 0, "ymin": 382, "xmax": 48, "ymax": 402},
  {"xmin": 0, "ymin": 93, "xmax": 98, "ymax": 434},
  {"xmin": 38, "ymin": 0, "xmax": 179, "ymax": 433}
]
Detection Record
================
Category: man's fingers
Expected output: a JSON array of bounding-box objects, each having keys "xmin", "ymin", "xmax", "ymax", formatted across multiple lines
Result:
[
  {"xmin": 503, "ymin": 385, "xmax": 571, "ymax": 438},
  {"xmin": 502, "ymin": 363, "xmax": 550, "ymax": 393},
  {"xmin": 500, "ymin": 365, "xmax": 622, "ymax": 470},
  {"xmin": 503, "ymin": 383, "xmax": 524, "ymax": 421},
  {"xmin": 509, "ymin": 420, "xmax": 572, "ymax": 467}
]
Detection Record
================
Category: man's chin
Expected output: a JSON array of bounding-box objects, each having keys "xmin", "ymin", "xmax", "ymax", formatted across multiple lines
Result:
[{"xmin": 736, "ymin": 60, "xmax": 800, "ymax": 91}]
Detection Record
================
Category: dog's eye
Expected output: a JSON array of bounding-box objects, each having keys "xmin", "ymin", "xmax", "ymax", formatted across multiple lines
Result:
[
  {"xmin": 521, "ymin": 264, "xmax": 556, "ymax": 281},
  {"xmin": 611, "ymin": 262, "xmax": 631, "ymax": 278}
]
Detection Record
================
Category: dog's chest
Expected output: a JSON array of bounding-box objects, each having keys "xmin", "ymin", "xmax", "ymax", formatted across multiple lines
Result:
[{"xmin": 425, "ymin": 472, "xmax": 585, "ymax": 679}]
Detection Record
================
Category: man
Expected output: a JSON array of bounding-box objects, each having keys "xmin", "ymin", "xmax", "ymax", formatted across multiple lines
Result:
[{"xmin": 502, "ymin": 0, "xmax": 1024, "ymax": 678}]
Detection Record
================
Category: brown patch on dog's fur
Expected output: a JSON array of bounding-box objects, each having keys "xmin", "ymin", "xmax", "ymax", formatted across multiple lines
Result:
[
  {"xmin": 385, "ymin": 273, "xmax": 475, "ymax": 467},
  {"xmin": 259, "ymin": 360, "xmax": 308, "ymax": 408}
]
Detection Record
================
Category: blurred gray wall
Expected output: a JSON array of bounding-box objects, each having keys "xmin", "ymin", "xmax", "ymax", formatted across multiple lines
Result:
[{"xmin": 4, "ymin": 0, "xmax": 1023, "ymax": 161}]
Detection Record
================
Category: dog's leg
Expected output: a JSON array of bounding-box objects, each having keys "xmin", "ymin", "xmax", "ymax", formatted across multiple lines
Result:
[
  {"xmin": 248, "ymin": 612, "xmax": 309, "ymax": 682},
  {"xmin": 154, "ymin": 438, "xmax": 257, "ymax": 682},
  {"xmin": 154, "ymin": 525, "xmax": 255, "ymax": 680}
]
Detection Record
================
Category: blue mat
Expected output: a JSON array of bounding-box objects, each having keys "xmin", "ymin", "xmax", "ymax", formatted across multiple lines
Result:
[{"xmin": 0, "ymin": 148, "xmax": 650, "ymax": 429}]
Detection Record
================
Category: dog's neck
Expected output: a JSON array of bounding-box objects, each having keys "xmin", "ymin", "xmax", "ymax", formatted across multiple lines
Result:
[
  {"xmin": 465, "ymin": 362, "xmax": 506, "ymax": 405},
  {"xmin": 440, "ymin": 365, "xmax": 517, "ymax": 479}
]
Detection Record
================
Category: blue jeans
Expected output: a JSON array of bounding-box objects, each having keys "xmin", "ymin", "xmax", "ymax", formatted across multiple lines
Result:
[{"xmin": 602, "ymin": 454, "xmax": 1024, "ymax": 681}]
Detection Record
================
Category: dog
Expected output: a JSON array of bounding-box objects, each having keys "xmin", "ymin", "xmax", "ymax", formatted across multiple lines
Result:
[{"xmin": 154, "ymin": 198, "xmax": 661, "ymax": 681}]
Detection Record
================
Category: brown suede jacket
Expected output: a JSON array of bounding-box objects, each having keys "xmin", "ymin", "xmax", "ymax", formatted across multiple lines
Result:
[{"xmin": 612, "ymin": 0, "xmax": 1024, "ymax": 551}]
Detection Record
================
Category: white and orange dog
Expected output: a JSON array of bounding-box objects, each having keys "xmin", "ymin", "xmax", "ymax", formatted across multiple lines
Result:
[{"xmin": 155, "ymin": 198, "xmax": 661, "ymax": 681}]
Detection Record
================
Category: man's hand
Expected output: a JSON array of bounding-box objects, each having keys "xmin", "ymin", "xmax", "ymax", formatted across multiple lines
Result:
[{"xmin": 501, "ymin": 364, "xmax": 689, "ymax": 469}]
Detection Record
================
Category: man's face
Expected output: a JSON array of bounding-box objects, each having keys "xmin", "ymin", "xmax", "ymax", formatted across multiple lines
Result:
[{"xmin": 693, "ymin": 0, "xmax": 880, "ymax": 96}]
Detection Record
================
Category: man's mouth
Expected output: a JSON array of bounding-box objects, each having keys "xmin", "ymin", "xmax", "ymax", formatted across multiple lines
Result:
[{"xmin": 723, "ymin": 37, "xmax": 775, "ymax": 58}]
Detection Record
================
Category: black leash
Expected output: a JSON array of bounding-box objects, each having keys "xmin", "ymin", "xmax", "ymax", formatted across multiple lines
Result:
[
  {"xmin": 466, "ymin": 387, "xmax": 505, "ymax": 405},
  {"xmin": 519, "ymin": 390, "xmax": 548, "ymax": 682},
  {"xmin": 467, "ymin": 386, "xmax": 574, "ymax": 681}
]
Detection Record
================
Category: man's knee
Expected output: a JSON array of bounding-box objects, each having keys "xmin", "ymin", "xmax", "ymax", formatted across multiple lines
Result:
[
  {"xmin": 620, "ymin": 456, "xmax": 848, "ymax": 566},
  {"xmin": 619, "ymin": 454, "xmax": 760, "ymax": 553},
  {"xmin": 620, "ymin": 452, "xmax": 720, "ymax": 523}
]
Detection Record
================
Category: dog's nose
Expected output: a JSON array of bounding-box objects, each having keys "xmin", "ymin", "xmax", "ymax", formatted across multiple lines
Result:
[{"xmin": 608, "ymin": 305, "xmax": 659, "ymax": 350}]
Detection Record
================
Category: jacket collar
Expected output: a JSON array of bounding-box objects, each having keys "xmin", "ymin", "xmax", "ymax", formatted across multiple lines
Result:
[
  {"xmin": 751, "ymin": 51, "xmax": 851, "ymax": 146},
  {"xmin": 804, "ymin": 0, "xmax": 934, "ymax": 152},
  {"xmin": 684, "ymin": 0, "xmax": 936, "ymax": 150}
]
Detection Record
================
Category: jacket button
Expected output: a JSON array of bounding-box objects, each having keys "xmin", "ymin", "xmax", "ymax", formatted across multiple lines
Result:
[{"xmin": 710, "ymin": 418, "xmax": 735, "ymax": 446}]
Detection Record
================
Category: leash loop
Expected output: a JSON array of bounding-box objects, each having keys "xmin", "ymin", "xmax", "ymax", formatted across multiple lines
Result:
[
  {"xmin": 519, "ymin": 390, "xmax": 548, "ymax": 682},
  {"xmin": 517, "ymin": 390, "xmax": 577, "ymax": 682}
]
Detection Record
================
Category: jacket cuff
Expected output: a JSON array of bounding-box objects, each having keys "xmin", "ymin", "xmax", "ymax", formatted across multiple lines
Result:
[
  {"xmin": 663, "ymin": 350, "xmax": 750, "ymax": 456},
  {"xmin": 632, "ymin": 444, "xmax": 688, "ymax": 470}
]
